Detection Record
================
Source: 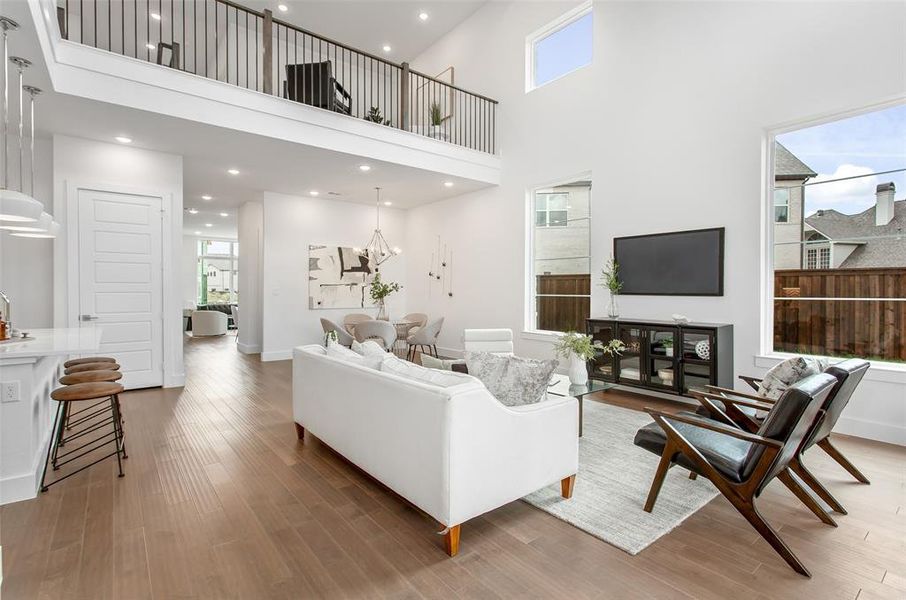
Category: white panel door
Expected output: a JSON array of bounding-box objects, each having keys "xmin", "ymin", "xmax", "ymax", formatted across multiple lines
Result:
[{"xmin": 78, "ymin": 189, "xmax": 164, "ymax": 389}]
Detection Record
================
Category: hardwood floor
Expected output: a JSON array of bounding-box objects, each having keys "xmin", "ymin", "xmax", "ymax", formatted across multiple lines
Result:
[{"xmin": 2, "ymin": 334, "xmax": 904, "ymax": 599}]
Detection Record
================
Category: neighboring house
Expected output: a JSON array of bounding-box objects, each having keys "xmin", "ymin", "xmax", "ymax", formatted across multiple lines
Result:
[
  {"xmin": 533, "ymin": 182, "xmax": 592, "ymax": 275},
  {"xmin": 773, "ymin": 142, "xmax": 817, "ymax": 269},
  {"xmin": 803, "ymin": 182, "xmax": 905, "ymax": 268}
]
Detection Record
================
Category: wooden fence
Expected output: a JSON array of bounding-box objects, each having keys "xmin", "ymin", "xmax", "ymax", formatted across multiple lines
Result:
[
  {"xmin": 536, "ymin": 274, "xmax": 590, "ymax": 333},
  {"xmin": 774, "ymin": 268, "xmax": 906, "ymax": 362}
]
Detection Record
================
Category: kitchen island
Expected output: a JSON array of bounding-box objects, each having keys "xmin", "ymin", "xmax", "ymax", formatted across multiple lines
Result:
[{"xmin": 0, "ymin": 328, "xmax": 103, "ymax": 505}]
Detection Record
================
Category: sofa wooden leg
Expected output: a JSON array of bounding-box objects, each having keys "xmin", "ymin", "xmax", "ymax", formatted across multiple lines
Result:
[
  {"xmin": 444, "ymin": 525, "xmax": 461, "ymax": 557},
  {"xmin": 561, "ymin": 474, "xmax": 576, "ymax": 499},
  {"xmin": 294, "ymin": 422, "xmax": 305, "ymax": 440}
]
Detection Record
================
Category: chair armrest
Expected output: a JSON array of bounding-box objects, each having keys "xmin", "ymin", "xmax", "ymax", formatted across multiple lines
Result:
[
  {"xmin": 696, "ymin": 391, "xmax": 774, "ymax": 412},
  {"xmin": 645, "ymin": 408, "xmax": 782, "ymax": 448},
  {"xmin": 332, "ymin": 78, "xmax": 351, "ymax": 100},
  {"xmin": 738, "ymin": 375, "xmax": 762, "ymax": 391},
  {"xmin": 704, "ymin": 385, "xmax": 774, "ymax": 403}
]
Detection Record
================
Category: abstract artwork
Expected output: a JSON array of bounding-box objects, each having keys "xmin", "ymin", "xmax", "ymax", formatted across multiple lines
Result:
[{"xmin": 309, "ymin": 245, "xmax": 373, "ymax": 309}]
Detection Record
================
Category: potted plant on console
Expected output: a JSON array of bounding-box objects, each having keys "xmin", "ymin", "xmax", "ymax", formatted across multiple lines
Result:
[
  {"xmin": 555, "ymin": 331, "xmax": 605, "ymax": 385},
  {"xmin": 369, "ymin": 272, "xmax": 402, "ymax": 321},
  {"xmin": 600, "ymin": 257, "xmax": 622, "ymax": 318}
]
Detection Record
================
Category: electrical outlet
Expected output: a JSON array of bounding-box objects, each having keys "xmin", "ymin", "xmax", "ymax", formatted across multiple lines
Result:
[{"xmin": 1, "ymin": 381, "xmax": 20, "ymax": 403}]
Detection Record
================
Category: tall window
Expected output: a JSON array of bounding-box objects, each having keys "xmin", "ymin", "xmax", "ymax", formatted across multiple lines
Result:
[
  {"xmin": 529, "ymin": 179, "xmax": 591, "ymax": 333},
  {"xmin": 526, "ymin": 2, "xmax": 592, "ymax": 91},
  {"xmin": 197, "ymin": 239, "xmax": 239, "ymax": 305},
  {"xmin": 770, "ymin": 103, "xmax": 906, "ymax": 363}
]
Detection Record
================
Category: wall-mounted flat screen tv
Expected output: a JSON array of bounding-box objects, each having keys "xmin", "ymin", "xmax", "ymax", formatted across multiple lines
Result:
[{"xmin": 613, "ymin": 227, "xmax": 724, "ymax": 296}]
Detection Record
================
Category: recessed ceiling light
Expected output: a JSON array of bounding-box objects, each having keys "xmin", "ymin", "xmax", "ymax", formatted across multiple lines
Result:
[
  {"xmin": 204, "ymin": 223, "xmax": 213, "ymax": 227},
  {"xmin": 219, "ymin": 212, "xmax": 229, "ymax": 217},
  {"xmin": 443, "ymin": 181, "xmax": 454, "ymax": 187},
  {"xmin": 194, "ymin": 230, "xmax": 201, "ymax": 235},
  {"xmin": 188, "ymin": 208, "xmax": 198, "ymax": 214},
  {"xmin": 309, "ymin": 190, "xmax": 319, "ymax": 196},
  {"xmin": 277, "ymin": 3, "xmax": 288, "ymax": 12},
  {"xmin": 382, "ymin": 44, "xmax": 392, "ymax": 53},
  {"xmin": 150, "ymin": 12, "xmax": 161, "ymax": 20},
  {"xmin": 383, "ymin": 201, "xmax": 392, "ymax": 206},
  {"xmin": 227, "ymin": 168, "xmax": 240, "ymax": 175},
  {"xmin": 201, "ymin": 195, "xmax": 212, "ymax": 200},
  {"xmin": 146, "ymin": 43, "xmax": 156, "ymax": 50},
  {"xmin": 358, "ymin": 164, "xmax": 371, "ymax": 172},
  {"xmin": 115, "ymin": 136, "xmax": 132, "ymax": 144},
  {"xmin": 419, "ymin": 11, "xmax": 429, "ymax": 21}
]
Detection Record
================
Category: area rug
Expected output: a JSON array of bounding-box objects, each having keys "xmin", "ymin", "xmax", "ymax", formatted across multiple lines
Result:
[{"xmin": 522, "ymin": 400, "xmax": 719, "ymax": 555}]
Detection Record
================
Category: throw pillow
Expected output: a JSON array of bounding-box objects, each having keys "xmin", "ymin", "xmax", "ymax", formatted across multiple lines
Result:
[
  {"xmin": 757, "ymin": 356, "xmax": 829, "ymax": 400},
  {"xmin": 327, "ymin": 341, "xmax": 382, "ymax": 370},
  {"xmin": 352, "ymin": 339, "xmax": 388, "ymax": 358},
  {"xmin": 381, "ymin": 355, "xmax": 476, "ymax": 388},
  {"xmin": 420, "ymin": 355, "xmax": 467, "ymax": 371},
  {"xmin": 464, "ymin": 351, "xmax": 558, "ymax": 407}
]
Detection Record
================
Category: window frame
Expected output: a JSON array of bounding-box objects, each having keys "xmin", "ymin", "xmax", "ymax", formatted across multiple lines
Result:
[
  {"xmin": 535, "ymin": 192, "xmax": 570, "ymax": 228},
  {"xmin": 525, "ymin": 1, "xmax": 593, "ymax": 93},
  {"xmin": 197, "ymin": 238, "xmax": 239, "ymax": 306},
  {"xmin": 773, "ymin": 188, "xmax": 790, "ymax": 223}
]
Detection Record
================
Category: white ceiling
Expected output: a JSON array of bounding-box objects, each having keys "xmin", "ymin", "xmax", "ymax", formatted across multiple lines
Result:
[{"xmin": 2, "ymin": 0, "xmax": 493, "ymax": 240}]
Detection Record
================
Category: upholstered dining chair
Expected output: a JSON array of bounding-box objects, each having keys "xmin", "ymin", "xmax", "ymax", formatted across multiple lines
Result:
[
  {"xmin": 344, "ymin": 313, "xmax": 373, "ymax": 336},
  {"xmin": 320, "ymin": 318, "xmax": 354, "ymax": 347},
  {"xmin": 694, "ymin": 358, "xmax": 871, "ymax": 516},
  {"xmin": 400, "ymin": 313, "xmax": 428, "ymax": 337},
  {"xmin": 634, "ymin": 373, "xmax": 838, "ymax": 577},
  {"xmin": 407, "ymin": 317, "xmax": 444, "ymax": 361},
  {"xmin": 353, "ymin": 319, "xmax": 396, "ymax": 351}
]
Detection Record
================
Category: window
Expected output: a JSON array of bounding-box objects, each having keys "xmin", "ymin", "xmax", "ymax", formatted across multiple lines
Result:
[
  {"xmin": 197, "ymin": 239, "xmax": 239, "ymax": 305},
  {"xmin": 773, "ymin": 188, "xmax": 790, "ymax": 223},
  {"xmin": 769, "ymin": 103, "xmax": 906, "ymax": 363},
  {"xmin": 535, "ymin": 193, "xmax": 569, "ymax": 227},
  {"xmin": 526, "ymin": 2, "xmax": 592, "ymax": 91},
  {"xmin": 529, "ymin": 178, "xmax": 591, "ymax": 333}
]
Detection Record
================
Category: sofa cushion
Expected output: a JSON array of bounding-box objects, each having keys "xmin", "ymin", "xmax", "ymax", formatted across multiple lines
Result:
[
  {"xmin": 352, "ymin": 340, "xmax": 389, "ymax": 358},
  {"xmin": 327, "ymin": 341, "xmax": 382, "ymax": 370},
  {"xmin": 757, "ymin": 356, "xmax": 828, "ymax": 400},
  {"xmin": 381, "ymin": 355, "xmax": 476, "ymax": 388},
  {"xmin": 464, "ymin": 352, "xmax": 558, "ymax": 407}
]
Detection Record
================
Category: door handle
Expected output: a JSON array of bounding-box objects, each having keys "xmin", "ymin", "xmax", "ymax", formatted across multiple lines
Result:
[{"xmin": 80, "ymin": 314, "xmax": 100, "ymax": 321}]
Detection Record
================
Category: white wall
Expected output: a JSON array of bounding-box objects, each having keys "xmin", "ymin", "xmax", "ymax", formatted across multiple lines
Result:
[
  {"xmin": 0, "ymin": 138, "xmax": 54, "ymax": 329},
  {"xmin": 238, "ymin": 200, "xmax": 263, "ymax": 354},
  {"xmin": 53, "ymin": 134, "xmax": 185, "ymax": 386},
  {"xmin": 182, "ymin": 235, "xmax": 198, "ymax": 310},
  {"xmin": 261, "ymin": 191, "xmax": 407, "ymax": 361},
  {"xmin": 407, "ymin": 1, "xmax": 906, "ymax": 444}
]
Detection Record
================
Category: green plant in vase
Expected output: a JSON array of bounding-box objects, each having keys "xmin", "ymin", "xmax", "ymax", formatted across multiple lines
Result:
[
  {"xmin": 554, "ymin": 331, "xmax": 605, "ymax": 385},
  {"xmin": 600, "ymin": 257, "xmax": 623, "ymax": 318},
  {"xmin": 369, "ymin": 272, "xmax": 402, "ymax": 320},
  {"xmin": 661, "ymin": 337, "xmax": 674, "ymax": 357},
  {"xmin": 364, "ymin": 106, "xmax": 390, "ymax": 125}
]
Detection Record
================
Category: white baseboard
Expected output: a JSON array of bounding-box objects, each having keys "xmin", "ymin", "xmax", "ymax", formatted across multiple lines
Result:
[
  {"xmin": 835, "ymin": 415, "xmax": 906, "ymax": 447},
  {"xmin": 237, "ymin": 342, "xmax": 261, "ymax": 355},
  {"xmin": 261, "ymin": 349, "xmax": 292, "ymax": 362},
  {"xmin": 0, "ymin": 425, "xmax": 53, "ymax": 505}
]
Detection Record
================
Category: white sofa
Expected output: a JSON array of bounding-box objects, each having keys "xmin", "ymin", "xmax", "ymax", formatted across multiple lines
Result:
[{"xmin": 292, "ymin": 344, "xmax": 579, "ymax": 556}]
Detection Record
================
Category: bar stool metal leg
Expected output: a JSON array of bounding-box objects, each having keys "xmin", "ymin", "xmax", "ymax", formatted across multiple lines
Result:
[
  {"xmin": 109, "ymin": 396, "xmax": 124, "ymax": 478},
  {"xmin": 40, "ymin": 402, "xmax": 65, "ymax": 492}
]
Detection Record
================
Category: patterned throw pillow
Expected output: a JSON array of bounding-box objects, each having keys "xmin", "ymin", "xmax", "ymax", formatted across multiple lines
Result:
[
  {"xmin": 464, "ymin": 351, "xmax": 558, "ymax": 407},
  {"xmin": 327, "ymin": 341, "xmax": 382, "ymax": 370},
  {"xmin": 381, "ymin": 355, "xmax": 477, "ymax": 388},
  {"xmin": 757, "ymin": 356, "xmax": 829, "ymax": 400},
  {"xmin": 352, "ymin": 340, "xmax": 388, "ymax": 358}
]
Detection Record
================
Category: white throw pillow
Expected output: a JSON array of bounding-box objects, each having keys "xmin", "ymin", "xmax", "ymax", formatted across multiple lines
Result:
[
  {"xmin": 327, "ymin": 341, "xmax": 382, "ymax": 370},
  {"xmin": 757, "ymin": 356, "xmax": 829, "ymax": 400},
  {"xmin": 464, "ymin": 351, "xmax": 558, "ymax": 407},
  {"xmin": 420, "ymin": 355, "xmax": 466, "ymax": 371},
  {"xmin": 381, "ymin": 355, "xmax": 476, "ymax": 388},
  {"xmin": 352, "ymin": 339, "xmax": 388, "ymax": 358}
]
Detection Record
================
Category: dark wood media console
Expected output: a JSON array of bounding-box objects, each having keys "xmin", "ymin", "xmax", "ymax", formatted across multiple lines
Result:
[{"xmin": 586, "ymin": 318, "xmax": 733, "ymax": 397}]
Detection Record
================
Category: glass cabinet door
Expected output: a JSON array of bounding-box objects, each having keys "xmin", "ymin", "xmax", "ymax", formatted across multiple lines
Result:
[
  {"xmin": 616, "ymin": 325, "xmax": 643, "ymax": 383},
  {"xmin": 647, "ymin": 327, "xmax": 679, "ymax": 390},
  {"xmin": 588, "ymin": 321, "xmax": 617, "ymax": 381},
  {"xmin": 680, "ymin": 329, "xmax": 715, "ymax": 394}
]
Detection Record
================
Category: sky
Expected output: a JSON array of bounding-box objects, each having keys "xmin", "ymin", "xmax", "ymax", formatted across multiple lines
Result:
[
  {"xmin": 534, "ymin": 12, "xmax": 593, "ymax": 88},
  {"xmin": 778, "ymin": 103, "xmax": 906, "ymax": 217}
]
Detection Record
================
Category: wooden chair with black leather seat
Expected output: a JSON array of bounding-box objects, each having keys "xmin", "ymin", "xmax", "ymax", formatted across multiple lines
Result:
[
  {"xmin": 633, "ymin": 372, "xmax": 839, "ymax": 577},
  {"xmin": 284, "ymin": 61, "xmax": 352, "ymax": 115}
]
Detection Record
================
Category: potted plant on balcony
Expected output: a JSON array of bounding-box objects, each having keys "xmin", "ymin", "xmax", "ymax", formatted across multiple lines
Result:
[
  {"xmin": 429, "ymin": 102, "xmax": 444, "ymax": 139},
  {"xmin": 600, "ymin": 257, "xmax": 623, "ymax": 318},
  {"xmin": 554, "ymin": 331, "xmax": 605, "ymax": 385},
  {"xmin": 369, "ymin": 272, "xmax": 402, "ymax": 321},
  {"xmin": 365, "ymin": 106, "xmax": 390, "ymax": 125}
]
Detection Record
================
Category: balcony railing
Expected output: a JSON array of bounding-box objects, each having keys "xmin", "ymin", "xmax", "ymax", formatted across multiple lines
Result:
[{"xmin": 58, "ymin": 0, "xmax": 498, "ymax": 154}]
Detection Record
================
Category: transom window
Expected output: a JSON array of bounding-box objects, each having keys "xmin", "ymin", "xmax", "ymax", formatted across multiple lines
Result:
[
  {"xmin": 535, "ymin": 193, "xmax": 569, "ymax": 227},
  {"xmin": 526, "ymin": 2, "xmax": 592, "ymax": 92}
]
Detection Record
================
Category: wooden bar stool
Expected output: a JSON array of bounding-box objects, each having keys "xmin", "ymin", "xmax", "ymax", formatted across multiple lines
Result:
[
  {"xmin": 64, "ymin": 362, "xmax": 121, "ymax": 375},
  {"xmin": 41, "ymin": 381, "xmax": 127, "ymax": 492},
  {"xmin": 59, "ymin": 364, "xmax": 122, "ymax": 435},
  {"xmin": 63, "ymin": 356, "xmax": 117, "ymax": 369}
]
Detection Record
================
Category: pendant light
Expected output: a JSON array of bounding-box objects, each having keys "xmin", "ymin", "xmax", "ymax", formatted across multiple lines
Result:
[
  {"xmin": 0, "ymin": 16, "xmax": 43, "ymax": 223},
  {"xmin": 356, "ymin": 187, "xmax": 401, "ymax": 269}
]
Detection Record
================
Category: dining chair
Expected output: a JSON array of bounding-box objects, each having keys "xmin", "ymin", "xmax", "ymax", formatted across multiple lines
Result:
[
  {"xmin": 344, "ymin": 313, "xmax": 373, "ymax": 336},
  {"xmin": 353, "ymin": 320, "xmax": 396, "ymax": 351},
  {"xmin": 407, "ymin": 317, "xmax": 444, "ymax": 361},
  {"xmin": 320, "ymin": 318, "xmax": 354, "ymax": 347},
  {"xmin": 400, "ymin": 313, "xmax": 428, "ymax": 337}
]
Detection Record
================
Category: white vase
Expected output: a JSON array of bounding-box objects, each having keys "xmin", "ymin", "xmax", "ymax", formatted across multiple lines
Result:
[{"xmin": 568, "ymin": 353, "xmax": 589, "ymax": 386}]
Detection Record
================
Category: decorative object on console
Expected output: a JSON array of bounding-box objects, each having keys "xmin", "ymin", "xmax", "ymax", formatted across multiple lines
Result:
[
  {"xmin": 309, "ymin": 245, "xmax": 373, "ymax": 309},
  {"xmin": 600, "ymin": 256, "xmax": 622, "ymax": 318},
  {"xmin": 671, "ymin": 313, "xmax": 690, "ymax": 325},
  {"xmin": 464, "ymin": 351, "xmax": 558, "ymax": 407},
  {"xmin": 694, "ymin": 339, "xmax": 710, "ymax": 360},
  {"xmin": 368, "ymin": 272, "xmax": 401, "ymax": 321},
  {"xmin": 356, "ymin": 187, "xmax": 401, "ymax": 269},
  {"xmin": 554, "ymin": 331, "xmax": 604, "ymax": 385}
]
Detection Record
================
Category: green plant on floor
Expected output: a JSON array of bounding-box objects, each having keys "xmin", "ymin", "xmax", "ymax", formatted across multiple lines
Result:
[
  {"xmin": 554, "ymin": 331, "xmax": 605, "ymax": 362},
  {"xmin": 601, "ymin": 339, "xmax": 627, "ymax": 357},
  {"xmin": 429, "ymin": 102, "xmax": 443, "ymax": 127},
  {"xmin": 365, "ymin": 106, "xmax": 390, "ymax": 125}
]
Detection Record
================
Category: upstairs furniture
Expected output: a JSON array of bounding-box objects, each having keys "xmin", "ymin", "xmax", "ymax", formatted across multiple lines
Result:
[
  {"xmin": 463, "ymin": 328, "xmax": 514, "ymax": 354},
  {"xmin": 284, "ymin": 61, "xmax": 352, "ymax": 115},
  {"xmin": 586, "ymin": 318, "xmax": 732, "ymax": 396},
  {"xmin": 343, "ymin": 313, "xmax": 373, "ymax": 336},
  {"xmin": 353, "ymin": 320, "xmax": 397, "ymax": 351},
  {"xmin": 407, "ymin": 317, "xmax": 444, "ymax": 361},
  {"xmin": 634, "ymin": 372, "xmax": 838, "ymax": 577},
  {"xmin": 292, "ymin": 344, "xmax": 578, "ymax": 556},
  {"xmin": 320, "ymin": 318, "xmax": 354, "ymax": 347},
  {"xmin": 191, "ymin": 310, "xmax": 228, "ymax": 336}
]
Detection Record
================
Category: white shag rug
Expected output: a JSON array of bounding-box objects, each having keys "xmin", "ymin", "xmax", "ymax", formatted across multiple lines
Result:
[{"xmin": 523, "ymin": 400, "xmax": 719, "ymax": 555}]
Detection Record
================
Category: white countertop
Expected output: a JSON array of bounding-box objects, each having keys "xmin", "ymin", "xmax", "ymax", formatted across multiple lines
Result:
[{"xmin": 0, "ymin": 328, "xmax": 103, "ymax": 360}]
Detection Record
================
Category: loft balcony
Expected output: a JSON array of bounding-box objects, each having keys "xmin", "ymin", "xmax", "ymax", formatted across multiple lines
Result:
[{"xmin": 52, "ymin": 0, "xmax": 498, "ymax": 155}]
